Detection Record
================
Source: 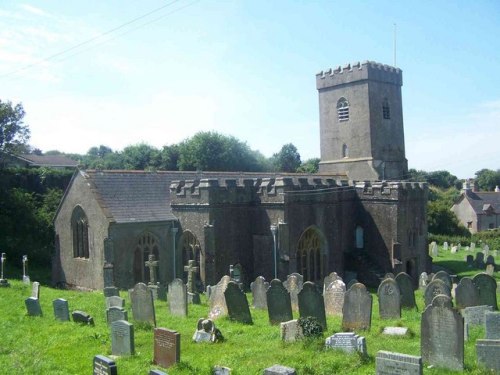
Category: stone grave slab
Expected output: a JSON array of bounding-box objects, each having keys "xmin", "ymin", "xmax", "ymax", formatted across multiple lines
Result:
[
  {"xmin": 25, "ymin": 297, "xmax": 42, "ymax": 316},
  {"xmin": 324, "ymin": 279, "xmax": 346, "ymax": 316},
  {"xmin": 378, "ymin": 278, "xmax": 401, "ymax": 319},
  {"xmin": 424, "ymin": 279, "xmax": 451, "ymax": 307},
  {"xmin": 104, "ymin": 286, "xmax": 119, "ymax": 297},
  {"xmin": 224, "ymin": 281, "xmax": 252, "ymax": 324},
  {"xmin": 485, "ymin": 311, "xmax": 500, "ymax": 339},
  {"xmin": 375, "ymin": 351, "xmax": 422, "ymax": 375},
  {"xmin": 476, "ymin": 339, "xmax": 500, "ymax": 372},
  {"xmin": 382, "ymin": 327, "xmax": 409, "ymax": 336},
  {"xmin": 111, "ymin": 320, "xmax": 134, "ymax": 356},
  {"xmin": 280, "ymin": 319, "xmax": 304, "ymax": 342},
  {"xmin": 250, "ymin": 276, "xmax": 268, "ymax": 310},
  {"xmin": 105, "ymin": 296, "xmax": 125, "ymax": 309},
  {"xmin": 325, "ymin": 332, "xmax": 367, "ymax": 355},
  {"xmin": 53, "ymin": 298, "xmax": 70, "ymax": 321},
  {"xmin": 395, "ymin": 272, "xmax": 416, "ymax": 309},
  {"xmin": 283, "ymin": 273, "xmax": 303, "ymax": 312},
  {"xmin": 298, "ymin": 281, "xmax": 327, "ymax": 330},
  {"xmin": 342, "ymin": 283, "xmax": 372, "ymax": 331},
  {"xmin": 263, "ymin": 365, "xmax": 297, "ymax": 375},
  {"xmin": 267, "ymin": 279, "xmax": 293, "ymax": 325},
  {"xmin": 473, "ymin": 273, "xmax": 498, "ymax": 310},
  {"xmin": 462, "ymin": 305, "xmax": 493, "ymax": 326},
  {"xmin": 130, "ymin": 282, "xmax": 156, "ymax": 325},
  {"xmin": 153, "ymin": 327, "xmax": 180, "ymax": 368},
  {"xmin": 208, "ymin": 275, "xmax": 231, "ymax": 320},
  {"xmin": 93, "ymin": 355, "xmax": 118, "ymax": 375},
  {"xmin": 72, "ymin": 310, "xmax": 94, "ymax": 325},
  {"xmin": 168, "ymin": 278, "xmax": 188, "ymax": 317},
  {"xmin": 107, "ymin": 306, "xmax": 128, "ymax": 326},
  {"xmin": 455, "ymin": 277, "xmax": 480, "ymax": 309}
]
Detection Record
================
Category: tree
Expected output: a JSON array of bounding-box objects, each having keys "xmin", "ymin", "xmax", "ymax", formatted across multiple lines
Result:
[
  {"xmin": 272, "ymin": 143, "xmax": 301, "ymax": 172},
  {"xmin": 159, "ymin": 144, "xmax": 180, "ymax": 170},
  {"xmin": 475, "ymin": 169, "xmax": 500, "ymax": 191},
  {"xmin": 0, "ymin": 100, "xmax": 30, "ymax": 154},
  {"xmin": 297, "ymin": 158, "xmax": 320, "ymax": 173},
  {"xmin": 122, "ymin": 143, "xmax": 160, "ymax": 170}
]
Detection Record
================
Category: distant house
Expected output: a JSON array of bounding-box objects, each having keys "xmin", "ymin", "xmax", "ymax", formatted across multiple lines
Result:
[
  {"xmin": 451, "ymin": 181, "xmax": 500, "ymax": 233},
  {"xmin": 0, "ymin": 152, "xmax": 78, "ymax": 169}
]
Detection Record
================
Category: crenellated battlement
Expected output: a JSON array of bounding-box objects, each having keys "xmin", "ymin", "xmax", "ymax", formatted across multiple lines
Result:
[
  {"xmin": 316, "ymin": 60, "xmax": 402, "ymax": 90},
  {"xmin": 354, "ymin": 180, "xmax": 428, "ymax": 201}
]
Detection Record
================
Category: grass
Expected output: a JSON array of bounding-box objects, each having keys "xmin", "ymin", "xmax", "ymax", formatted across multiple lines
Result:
[{"xmin": 0, "ymin": 252, "xmax": 498, "ymax": 375}]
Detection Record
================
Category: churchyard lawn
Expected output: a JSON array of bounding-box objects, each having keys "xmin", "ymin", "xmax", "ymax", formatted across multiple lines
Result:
[{"xmin": 0, "ymin": 275, "xmax": 497, "ymax": 374}]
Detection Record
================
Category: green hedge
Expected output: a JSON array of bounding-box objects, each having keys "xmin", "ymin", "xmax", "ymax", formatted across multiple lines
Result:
[{"xmin": 429, "ymin": 229, "xmax": 500, "ymax": 249}]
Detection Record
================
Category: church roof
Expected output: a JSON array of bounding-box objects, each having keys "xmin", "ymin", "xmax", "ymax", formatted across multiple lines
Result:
[
  {"xmin": 464, "ymin": 191, "xmax": 500, "ymax": 214},
  {"xmin": 17, "ymin": 154, "xmax": 78, "ymax": 167}
]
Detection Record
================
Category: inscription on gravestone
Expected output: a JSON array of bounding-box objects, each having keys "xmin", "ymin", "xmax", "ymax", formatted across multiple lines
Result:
[
  {"xmin": 455, "ymin": 277, "xmax": 480, "ymax": 309},
  {"xmin": 284, "ymin": 273, "xmax": 303, "ymax": 312},
  {"xmin": 250, "ymin": 276, "xmax": 269, "ymax": 310},
  {"xmin": 93, "ymin": 355, "xmax": 118, "ymax": 375},
  {"xmin": 473, "ymin": 273, "xmax": 498, "ymax": 310},
  {"xmin": 324, "ymin": 279, "xmax": 346, "ymax": 316},
  {"xmin": 325, "ymin": 332, "xmax": 366, "ymax": 355},
  {"xmin": 395, "ymin": 272, "xmax": 416, "ymax": 309},
  {"xmin": 375, "ymin": 350, "xmax": 423, "ymax": 375},
  {"xmin": 267, "ymin": 279, "xmax": 293, "ymax": 325},
  {"xmin": 378, "ymin": 278, "xmax": 401, "ymax": 319},
  {"xmin": 462, "ymin": 305, "xmax": 493, "ymax": 326},
  {"xmin": 342, "ymin": 283, "xmax": 372, "ymax": 331},
  {"xmin": 424, "ymin": 279, "xmax": 451, "ymax": 307},
  {"xmin": 111, "ymin": 320, "xmax": 134, "ymax": 356},
  {"xmin": 107, "ymin": 306, "xmax": 128, "ymax": 326},
  {"xmin": 153, "ymin": 328, "xmax": 180, "ymax": 368},
  {"xmin": 208, "ymin": 275, "xmax": 230, "ymax": 320}
]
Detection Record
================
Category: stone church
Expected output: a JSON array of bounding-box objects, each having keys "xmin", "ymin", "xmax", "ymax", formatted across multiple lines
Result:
[{"xmin": 53, "ymin": 61, "xmax": 430, "ymax": 291}]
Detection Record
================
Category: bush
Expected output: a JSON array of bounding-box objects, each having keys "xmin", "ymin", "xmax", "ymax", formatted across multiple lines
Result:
[{"xmin": 298, "ymin": 316, "xmax": 323, "ymax": 338}]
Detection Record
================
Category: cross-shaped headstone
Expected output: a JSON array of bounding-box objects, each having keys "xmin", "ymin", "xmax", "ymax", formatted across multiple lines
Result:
[
  {"xmin": 145, "ymin": 254, "xmax": 158, "ymax": 284},
  {"xmin": 184, "ymin": 260, "xmax": 199, "ymax": 293}
]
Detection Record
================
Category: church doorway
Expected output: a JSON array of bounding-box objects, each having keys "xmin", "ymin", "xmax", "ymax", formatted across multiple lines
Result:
[
  {"xmin": 133, "ymin": 232, "xmax": 159, "ymax": 284},
  {"xmin": 180, "ymin": 230, "xmax": 204, "ymax": 288},
  {"xmin": 296, "ymin": 227, "xmax": 326, "ymax": 283}
]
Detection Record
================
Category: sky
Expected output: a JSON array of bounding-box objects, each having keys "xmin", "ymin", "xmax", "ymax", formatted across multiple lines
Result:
[{"xmin": 1, "ymin": 0, "xmax": 499, "ymax": 179}]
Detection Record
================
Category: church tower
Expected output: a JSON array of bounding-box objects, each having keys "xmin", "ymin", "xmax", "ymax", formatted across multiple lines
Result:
[{"xmin": 316, "ymin": 61, "xmax": 408, "ymax": 180}]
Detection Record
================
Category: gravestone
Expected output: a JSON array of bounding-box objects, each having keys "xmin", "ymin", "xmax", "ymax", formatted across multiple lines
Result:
[
  {"xmin": 298, "ymin": 281, "xmax": 327, "ymax": 330},
  {"xmin": 32, "ymin": 281, "xmax": 40, "ymax": 299},
  {"xmin": 208, "ymin": 275, "xmax": 230, "ymax": 320},
  {"xmin": 377, "ymin": 278, "xmax": 401, "ymax": 319},
  {"xmin": 149, "ymin": 370, "xmax": 167, "ymax": 375},
  {"xmin": 53, "ymin": 298, "xmax": 70, "ymax": 321},
  {"xmin": 418, "ymin": 272, "xmax": 428, "ymax": 291},
  {"xmin": 421, "ymin": 295, "xmax": 463, "ymax": 370},
  {"xmin": 0, "ymin": 252, "xmax": 9, "ymax": 287},
  {"xmin": 72, "ymin": 310, "xmax": 94, "ymax": 325},
  {"xmin": 168, "ymin": 278, "xmax": 188, "ymax": 317},
  {"xmin": 22, "ymin": 255, "xmax": 30, "ymax": 284},
  {"xmin": 280, "ymin": 319, "xmax": 304, "ymax": 342},
  {"xmin": 107, "ymin": 306, "xmax": 128, "ymax": 325},
  {"xmin": 465, "ymin": 246, "xmax": 469, "ymax": 251},
  {"xmin": 375, "ymin": 351, "xmax": 423, "ymax": 375},
  {"xmin": 93, "ymin": 355, "xmax": 117, "ymax": 375},
  {"xmin": 470, "ymin": 242, "xmax": 476, "ymax": 251},
  {"xmin": 431, "ymin": 243, "xmax": 439, "ymax": 257},
  {"xmin": 450, "ymin": 246, "xmax": 457, "ymax": 254},
  {"xmin": 111, "ymin": 320, "xmax": 134, "ymax": 356},
  {"xmin": 486, "ymin": 264, "xmax": 495, "ymax": 276},
  {"xmin": 395, "ymin": 272, "xmax": 416, "ymax": 309},
  {"xmin": 324, "ymin": 279, "xmax": 346, "ymax": 316},
  {"xmin": 455, "ymin": 277, "xmax": 480, "ymax": 309},
  {"xmin": 346, "ymin": 278, "xmax": 359, "ymax": 290},
  {"xmin": 342, "ymin": 283, "xmax": 372, "ymax": 331},
  {"xmin": 472, "ymin": 273, "xmax": 498, "ymax": 310},
  {"xmin": 487, "ymin": 255, "xmax": 496, "ymax": 265},
  {"xmin": 263, "ymin": 365, "xmax": 297, "ymax": 375},
  {"xmin": 424, "ymin": 279, "xmax": 451, "ymax": 307},
  {"xmin": 325, "ymin": 332, "xmax": 367, "ymax": 356},
  {"xmin": 213, "ymin": 366, "xmax": 231, "ymax": 375},
  {"xmin": 104, "ymin": 286, "xmax": 120, "ymax": 298},
  {"xmin": 153, "ymin": 328, "xmax": 180, "ymax": 368},
  {"xmin": 283, "ymin": 273, "xmax": 303, "ymax": 312},
  {"xmin": 192, "ymin": 318, "xmax": 223, "ymax": 343},
  {"xmin": 485, "ymin": 311, "xmax": 500, "ymax": 339},
  {"xmin": 25, "ymin": 297, "xmax": 42, "ymax": 316},
  {"xmin": 106, "ymin": 296, "xmax": 125, "ymax": 309},
  {"xmin": 443, "ymin": 242, "xmax": 449, "ymax": 250},
  {"xmin": 250, "ymin": 276, "xmax": 269, "ymax": 310},
  {"xmin": 224, "ymin": 281, "xmax": 252, "ymax": 324},
  {"xmin": 466, "ymin": 255, "xmax": 474, "ymax": 268},
  {"xmin": 476, "ymin": 252, "xmax": 486, "ymax": 268},
  {"xmin": 184, "ymin": 259, "xmax": 200, "ymax": 304},
  {"xmin": 158, "ymin": 284, "xmax": 167, "ymax": 301},
  {"xmin": 130, "ymin": 282, "xmax": 156, "ymax": 325},
  {"xmin": 462, "ymin": 305, "xmax": 493, "ymax": 326},
  {"xmin": 323, "ymin": 272, "xmax": 341, "ymax": 293},
  {"xmin": 383, "ymin": 273, "xmax": 395, "ymax": 279},
  {"xmin": 432, "ymin": 271, "xmax": 452, "ymax": 289},
  {"xmin": 484, "ymin": 244, "xmax": 490, "ymax": 254},
  {"xmin": 382, "ymin": 327, "xmax": 409, "ymax": 336},
  {"xmin": 267, "ymin": 279, "xmax": 293, "ymax": 325},
  {"xmin": 476, "ymin": 339, "xmax": 500, "ymax": 372}
]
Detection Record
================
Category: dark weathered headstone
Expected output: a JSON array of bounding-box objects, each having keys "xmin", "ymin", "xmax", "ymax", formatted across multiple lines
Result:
[
  {"xmin": 224, "ymin": 281, "xmax": 252, "ymax": 324},
  {"xmin": 476, "ymin": 339, "xmax": 500, "ymax": 372},
  {"xmin": 421, "ymin": 295, "xmax": 463, "ymax": 370},
  {"xmin": 107, "ymin": 306, "xmax": 128, "ymax": 325},
  {"xmin": 111, "ymin": 320, "xmax": 134, "ymax": 356},
  {"xmin": 424, "ymin": 279, "xmax": 451, "ymax": 307},
  {"xmin": 104, "ymin": 286, "xmax": 120, "ymax": 298},
  {"xmin": 476, "ymin": 252, "xmax": 486, "ymax": 268},
  {"xmin": 466, "ymin": 255, "xmax": 474, "ymax": 268},
  {"xmin": 25, "ymin": 297, "xmax": 42, "ymax": 316},
  {"xmin": 487, "ymin": 255, "xmax": 496, "ymax": 265},
  {"xmin": 208, "ymin": 275, "xmax": 230, "ymax": 320},
  {"xmin": 53, "ymin": 298, "xmax": 70, "ymax": 321},
  {"xmin": 473, "ymin": 273, "xmax": 498, "ymax": 310},
  {"xmin": 31, "ymin": 281, "xmax": 40, "ymax": 299},
  {"xmin": 129, "ymin": 282, "xmax": 156, "ymax": 325},
  {"xmin": 462, "ymin": 305, "xmax": 493, "ymax": 326},
  {"xmin": 378, "ymin": 278, "xmax": 401, "ymax": 319},
  {"xmin": 280, "ymin": 319, "xmax": 304, "ymax": 342},
  {"xmin": 263, "ymin": 365, "xmax": 297, "ymax": 375},
  {"xmin": 325, "ymin": 332, "xmax": 367, "ymax": 355},
  {"xmin": 455, "ymin": 277, "xmax": 480, "ymax": 309},
  {"xmin": 250, "ymin": 276, "xmax": 269, "ymax": 309},
  {"xmin": 342, "ymin": 283, "xmax": 372, "ymax": 331},
  {"xmin": 157, "ymin": 284, "xmax": 167, "ymax": 301},
  {"xmin": 298, "ymin": 281, "xmax": 327, "ymax": 330},
  {"xmin": 153, "ymin": 327, "xmax": 180, "ymax": 368},
  {"xmin": 395, "ymin": 272, "xmax": 416, "ymax": 309},
  {"xmin": 324, "ymin": 279, "xmax": 346, "ymax": 316},
  {"xmin": 267, "ymin": 279, "xmax": 293, "ymax": 325},
  {"xmin": 105, "ymin": 296, "xmax": 125, "ymax": 309},
  {"xmin": 485, "ymin": 311, "xmax": 500, "ymax": 339},
  {"xmin": 432, "ymin": 271, "xmax": 452, "ymax": 289},
  {"xmin": 167, "ymin": 278, "xmax": 188, "ymax": 317},
  {"xmin": 93, "ymin": 355, "xmax": 117, "ymax": 375},
  {"xmin": 375, "ymin": 351, "xmax": 423, "ymax": 375},
  {"xmin": 283, "ymin": 273, "xmax": 303, "ymax": 312},
  {"xmin": 72, "ymin": 310, "xmax": 94, "ymax": 325}
]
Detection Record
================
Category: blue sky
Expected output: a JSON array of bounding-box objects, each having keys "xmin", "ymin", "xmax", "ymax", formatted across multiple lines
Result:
[{"xmin": 1, "ymin": 0, "xmax": 499, "ymax": 178}]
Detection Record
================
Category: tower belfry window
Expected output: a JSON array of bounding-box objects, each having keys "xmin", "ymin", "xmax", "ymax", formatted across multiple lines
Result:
[
  {"xmin": 337, "ymin": 97, "xmax": 349, "ymax": 121},
  {"xmin": 383, "ymin": 99, "xmax": 390, "ymax": 119}
]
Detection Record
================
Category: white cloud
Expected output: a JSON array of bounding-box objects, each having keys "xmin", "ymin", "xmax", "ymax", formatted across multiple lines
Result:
[{"xmin": 19, "ymin": 4, "xmax": 50, "ymax": 17}]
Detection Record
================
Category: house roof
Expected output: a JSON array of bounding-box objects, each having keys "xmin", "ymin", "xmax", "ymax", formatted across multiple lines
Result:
[
  {"xmin": 17, "ymin": 154, "xmax": 78, "ymax": 167},
  {"xmin": 464, "ymin": 191, "xmax": 500, "ymax": 214}
]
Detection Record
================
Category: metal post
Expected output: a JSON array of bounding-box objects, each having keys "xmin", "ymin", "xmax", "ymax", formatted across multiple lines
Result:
[
  {"xmin": 172, "ymin": 226, "xmax": 178, "ymax": 280},
  {"xmin": 270, "ymin": 225, "xmax": 278, "ymax": 279}
]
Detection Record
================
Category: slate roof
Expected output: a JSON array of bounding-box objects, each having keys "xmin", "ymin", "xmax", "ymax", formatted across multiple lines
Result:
[
  {"xmin": 18, "ymin": 154, "xmax": 78, "ymax": 167},
  {"xmin": 464, "ymin": 191, "xmax": 500, "ymax": 214}
]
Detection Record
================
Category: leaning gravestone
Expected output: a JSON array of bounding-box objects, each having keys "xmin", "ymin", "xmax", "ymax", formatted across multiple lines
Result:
[
  {"xmin": 395, "ymin": 272, "xmax": 416, "ymax": 309},
  {"xmin": 53, "ymin": 298, "xmax": 70, "ymax": 321},
  {"xmin": 31, "ymin": 281, "xmax": 40, "ymax": 299},
  {"xmin": 153, "ymin": 327, "xmax": 180, "ymax": 368},
  {"xmin": 324, "ymin": 279, "xmax": 346, "ymax": 316},
  {"xmin": 224, "ymin": 281, "xmax": 252, "ymax": 324},
  {"xmin": 93, "ymin": 355, "xmax": 118, "ymax": 375},
  {"xmin": 424, "ymin": 279, "xmax": 451, "ymax": 307},
  {"xmin": 280, "ymin": 319, "xmax": 304, "ymax": 342},
  {"xmin": 298, "ymin": 281, "xmax": 327, "ymax": 330},
  {"xmin": 472, "ymin": 273, "xmax": 498, "ymax": 310},
  {"xmin": 25, "ymin": 297, "xmax": 42, "ymax": 317},
  {"xmin": 476, "ymin": 339, "xmax": 500, "ymax": 372},
  {"xmin": 168, "ymin": 278, "xmax": 188, "ymax": 317},
  {"xmin": 111, "ymin": 320, "xmax": 134, "ymax": 356},
  {"xmin": 342, "ymin": 283, "xmax": 372, "ymax": 331},
  {"xmin": 284, "ymin": 273, "xmax": 303, "ymax": 312},
  {"xmin": 250, "ymin": 276, "xmax": 269, "ymax": 310},
  {"xmin": 455, "ymin": 277, "xmax": 480, "ymax": 309},
  {"xmin": 130, "ymin": 282, "xmax": 156, "ymax": 325},
  {"xmin": 325, "ymin": 332, "xmax": 367, "ymax": 356},
  {"xmin": 462, "ymin": 305, "xmax": 493, "ymax": 326},
  {"xmin": 421, "ymin": 295, "xmax": 463, "ymax": 371},
  {"xmin": 107, "ymin": 306, "xmax": 128, "ymax": 326},
  {"xmin": 267, "ymin": 279, "xmax": 293, "ymax": 325},
  {"xmin": 106, "ymin": 296, "xmax": 125, "ymax": 309},
  {"xmin": 377, "ymin": 278, "xmax": 401, "ymax": 319},
  {"xmin": 208, "ymin": 275, "xmax": 231, "ymax": 320},
  {"xmin": 486, "ymin": 312, "xmax": 500, "ymax": 339},
  {"xmin": 72, "ymin": 310, "xmax": 94, "ymax": 325},
  {"xmin": 375, "ymin": 351, "xmax": 423, "ymax": 375},
  {"xmin": 432, "ymin": 270, "xmax": 452, "ymax": 289}
]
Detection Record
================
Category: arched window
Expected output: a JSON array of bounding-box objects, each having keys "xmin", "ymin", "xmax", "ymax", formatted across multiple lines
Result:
[
  {"xmin": 355, "ymin": 226, "xmax": 364, "ymax": 249},
  {"xmin": 133, "ymin": 232, "xmax": 159, "ymax": 284},
  {"xmin": 71, "ymin": 206, "xmax": 89, "ymax": 258},
  {"xmin": 296, "ymin": 227, "xmax": 325, "ymax": 283},
  {"xmin": 383, "ymin": 98, "xmax": 390, "ymax": 119},
  {"xmin": 337, "ymin": 97, "xmax": 349, "ymax": 121},
  {"xmin": 342, "ymin": 144, "xmax": 349, "ymax": 158}
]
